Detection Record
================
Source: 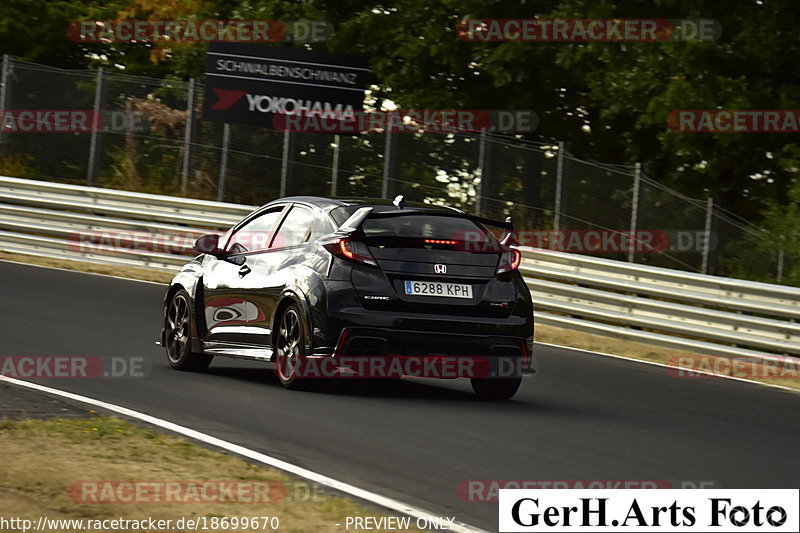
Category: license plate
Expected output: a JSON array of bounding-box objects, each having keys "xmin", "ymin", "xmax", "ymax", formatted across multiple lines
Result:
[{"xmin": 404, "ymin": 280, "xmax": 472, "ymax": 299}]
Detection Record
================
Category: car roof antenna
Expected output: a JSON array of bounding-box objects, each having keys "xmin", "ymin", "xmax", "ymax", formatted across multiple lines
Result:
[{"xmin": 393, "ymin": 194, "xmax": 406, "ymax": 209}]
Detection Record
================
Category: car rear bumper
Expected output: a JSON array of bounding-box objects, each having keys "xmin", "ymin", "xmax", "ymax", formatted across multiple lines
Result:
[{"xmin": 310, "ymin": 326, "xmax": 535, "ymax": 378}]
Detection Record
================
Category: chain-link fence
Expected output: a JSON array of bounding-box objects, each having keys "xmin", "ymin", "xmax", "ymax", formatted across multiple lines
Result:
[{"xmin": 0, "ymin": 56, "xmax": 793, "ymax": 284}]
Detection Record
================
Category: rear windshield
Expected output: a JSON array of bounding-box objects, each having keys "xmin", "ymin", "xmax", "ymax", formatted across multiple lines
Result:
[{"xmin": 330, "ymin": 206, "xmax": 497, "ymax": 243}]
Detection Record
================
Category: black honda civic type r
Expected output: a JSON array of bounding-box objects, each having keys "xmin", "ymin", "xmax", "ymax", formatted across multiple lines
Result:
[{"xmin": 162, "ymin": 195, "xmax": 535, "ymax": 399}]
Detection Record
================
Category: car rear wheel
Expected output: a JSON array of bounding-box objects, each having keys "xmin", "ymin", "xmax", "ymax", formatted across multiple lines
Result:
[
  {"xmin": 165, "ymin": 289, "xmax": 212, "ymax": 371},
  {"xmin": 470, "ymin": 376, "xmax": 522, "ymax": 400},
  {"xmin": 275, "ymin": 305, "xmax": 309, "ymax": 389}
]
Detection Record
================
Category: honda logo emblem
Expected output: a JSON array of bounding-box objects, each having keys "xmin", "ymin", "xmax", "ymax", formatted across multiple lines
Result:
[{"xmin": 434, "ymin": 264, "xmax": 447, "ymax": 274}]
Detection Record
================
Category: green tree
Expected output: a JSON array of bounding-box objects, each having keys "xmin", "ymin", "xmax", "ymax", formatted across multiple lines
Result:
[{"xmin": 3, "ymin": 0, "xmax": 799, "ymax": 233}]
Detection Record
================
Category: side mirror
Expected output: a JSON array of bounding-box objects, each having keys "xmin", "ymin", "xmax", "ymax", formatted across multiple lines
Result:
[{"xmin": 193, "ymin": 234, "xmax": 224, "ymax": 255}]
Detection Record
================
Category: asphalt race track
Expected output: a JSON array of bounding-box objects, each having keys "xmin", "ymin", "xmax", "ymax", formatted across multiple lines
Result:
[{"xmin": 2, "ymin": 260, "xmax": 798, "ymax": 531}]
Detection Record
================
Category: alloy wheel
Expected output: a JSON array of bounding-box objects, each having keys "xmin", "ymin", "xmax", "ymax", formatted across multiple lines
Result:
[
  {"xmin": 166, "ymin": 294, "xmax": 189, "ymax": 363},
  {"xmin": 276, "ymin": 308, "xmax": 302, "ymax": 381}
]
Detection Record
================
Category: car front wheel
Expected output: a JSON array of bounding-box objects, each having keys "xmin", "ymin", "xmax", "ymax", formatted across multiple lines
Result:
[{"xmin": 275, "ymin": 304, "xmax": 309, "ymax": 389}]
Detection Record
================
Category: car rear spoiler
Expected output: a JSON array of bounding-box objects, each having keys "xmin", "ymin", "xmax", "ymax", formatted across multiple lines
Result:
[{"xmin": 334, "ymin": 206, "xmax": 514, "ymax": 237}]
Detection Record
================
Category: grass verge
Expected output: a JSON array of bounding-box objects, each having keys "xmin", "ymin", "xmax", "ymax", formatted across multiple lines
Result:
[
  {"xmin": 535, "ymin": 325, "xmax": 799, "ymax": 390},
  {"xmin": 0, "ymin": 415, "xmax": 424, "ymax": 533}
]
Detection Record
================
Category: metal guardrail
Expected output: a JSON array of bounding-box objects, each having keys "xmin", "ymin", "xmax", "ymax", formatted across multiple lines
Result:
[
  {"xmin": 0, "ymin": 176, "xmax": 251, "ymax": 271},
  {"xmin": 1, "ymin": 175, "xmax": 798, "ymax": 362},
  {"xmin": 522, "ymin": 251, "xmax": 800, "ymax": 361}
]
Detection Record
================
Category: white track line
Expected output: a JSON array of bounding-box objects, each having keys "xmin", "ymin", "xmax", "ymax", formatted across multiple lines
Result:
[
  {"xmin": 537, "ymin": 341, "xmax": 800, "ymax": 394},
  {"xmin": 0, "ymin": 376, "xmax": 488, "ymax": 533}
]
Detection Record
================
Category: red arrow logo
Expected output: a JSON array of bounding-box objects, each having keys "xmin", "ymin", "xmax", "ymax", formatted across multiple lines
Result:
[{"xmin": 210, "ymin": 89, "xmax": 247, "ymax": 110}]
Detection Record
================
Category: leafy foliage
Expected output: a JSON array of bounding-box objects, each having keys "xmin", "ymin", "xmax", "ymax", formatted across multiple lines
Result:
[{"xmin": 1, "ymin": 0, "xmax": 799, "ymax": 280}]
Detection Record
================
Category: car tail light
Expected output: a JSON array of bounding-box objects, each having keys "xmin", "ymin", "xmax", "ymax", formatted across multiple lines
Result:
[
  {"xmin": 322, "ymin": 238, "xmax": 378, "ymax": 267},
  {"xmin": 423, "ymin": 239, "xmax": 458, "ymax": 245},
  {"xmin": 496, "ymin": 248, "xmax": 521, "ymax": 274}
]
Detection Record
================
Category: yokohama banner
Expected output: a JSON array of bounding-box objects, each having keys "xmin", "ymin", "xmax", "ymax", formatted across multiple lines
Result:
[{"xmin": 202, "ymin": 42, "xmax": 370, "ymax": 128}]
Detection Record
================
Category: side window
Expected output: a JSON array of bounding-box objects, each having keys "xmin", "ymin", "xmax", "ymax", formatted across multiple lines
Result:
[
  {"xmin": 227, "ymin": 207, "xmax": 284, "ymax": 252},
  {"xmin": 273, "ymin": 206, "xmax": 314, "ymax": 248},
  {"xmin": 315, "ymin": 215, "xmax": 336, "ymax": 238}
]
